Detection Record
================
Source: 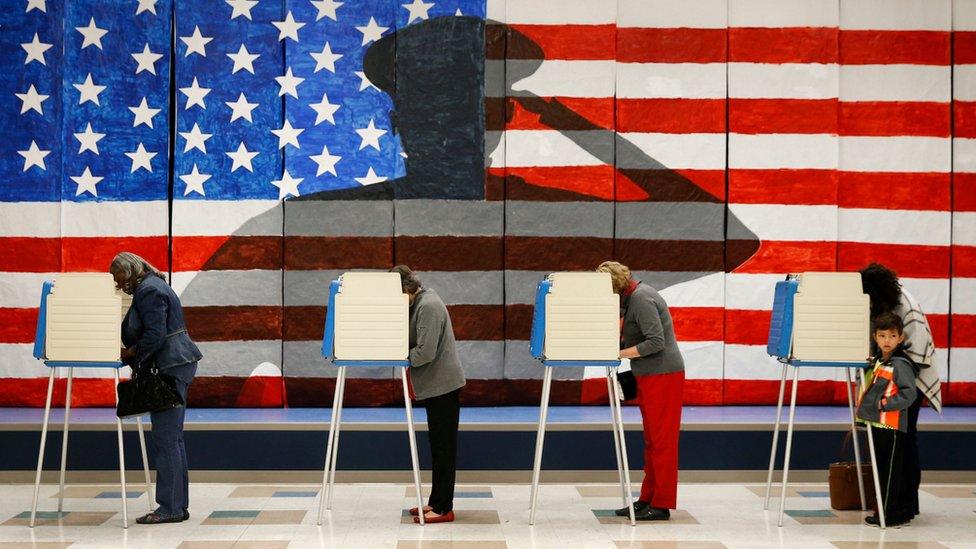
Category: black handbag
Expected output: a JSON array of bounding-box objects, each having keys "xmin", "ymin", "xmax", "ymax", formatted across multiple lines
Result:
[
  {"xmin": 116, "ymin": 365, "xmax": 183, "ymax": 418},
  {"xmin": 616, "ymin": 370, "xmax": 638, "ymax": 401}
]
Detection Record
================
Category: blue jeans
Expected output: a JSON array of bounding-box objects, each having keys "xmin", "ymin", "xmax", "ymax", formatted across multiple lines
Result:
[{"xmin": 150, "ymin": 362, "xmax": 196, "ymax": 518}]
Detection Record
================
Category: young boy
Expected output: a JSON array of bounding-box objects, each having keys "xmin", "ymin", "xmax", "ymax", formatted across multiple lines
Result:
[{"xmin": 857, "ymin": 312, "xmax": 919, "ymax": 527}]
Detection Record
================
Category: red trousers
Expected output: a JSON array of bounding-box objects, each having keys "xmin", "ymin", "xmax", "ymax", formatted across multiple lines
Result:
[{"xmin": 635, "ymin": 370, "xmax": 684, "ymax": 509}]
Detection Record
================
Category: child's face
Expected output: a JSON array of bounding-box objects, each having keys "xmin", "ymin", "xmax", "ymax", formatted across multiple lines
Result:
[{"xmin": 873, "ymin": 328, "xmax": 905, "ymax": 356}]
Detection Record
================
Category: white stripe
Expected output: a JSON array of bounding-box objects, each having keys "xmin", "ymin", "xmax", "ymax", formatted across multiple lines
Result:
[
  {"xmin": 724, "ymin": 344, "xmax": 848, "ymax": 381},
  {"xmin": 486, "ymin": 0, "xmax": 505, "ymax": 21},
  {"xmin": 730, "ymin": 134, "xmax": 837, "ymax": 169},
  {"xmin": 618, "ymin": 132, "xmax": 725, "ymax": 169},
  {"xmin": 659, "ymin": 272, "xmax": 725, "ymax": 308},
  {"xmin": 0, "ymin": 343, "xmax": 117, "ymax": 378},
  {"xmin": 899, "ymin": 277, "xmax": 950, "ymax": 315},
  {"xmin": 0, "ymin": 202, "xmax": 59, "ymax": 237},
  {"xmin": 0, "ymin": 272, "xmax": 55, "ymax": 308},
  {"xmin": 838, "ymin": 208, "xmax": 951, "ymax": 246},
  {"xmin": 952, "ymin": 278, "xmax": 976, "ymax": 314},
  {"xmin": 954, "ymin": 212, "xmax": 976, "ymax": 246},
  {"xmin": 840, "ymin": 137, "xmax": 950, "ymax": 172},
  {"xmin": 730, "ymin": 204, "xmax": 837, "ymax": 241},
  {"xmin": 173, "ymin": 200, "xmax": 281, "ymax": 236},
  {"xmin": 954, "ymin": 0, "xmax": 976, "ymax": 31},
  {"xmin": 729, "ymin": 0, "xmax": 838, "ymax": 27},
  {"xmin": 172, "ymin": 270, "xmax": 283, "ymax": 306},
  {"xmin": 840, "ymin": 0, "xmax": 950, "ymax": 31},
  {"xmin": 841, "ymin": 65, "xmax": 950, "ymax": 102},
  {"xmin": 729, "ymin": 63, "xmax": 838, "ymax": 100},
  {"xmin": 680, "ymin": 341, "xmax": 724, "ymax": 380},
  {"xmin": 953, "ymin": 137, "xmax": 976, "ymax": 172},
  {"xmin": 616, "ymin": 63, "xmax": 726, "ymax": 99},
  {"xmin": 953, "ymin": 65, "xmax": 976, "ymax": 101},
  {"xmin": 504, "ymin": 0, "xmax": 616, "ymax": 24},
  {"xmin": 504, "ymin": 130, "xmax": 607, "ymax": 167},
  {"xmin": 725, "ymin": 273, "xmax": 788, "ymax": 310},
  {"xmin": 61, "ymin": 200, "xmax": 168, "ymax": 237},
  {"xmin": 509, "ymin": 60, "xmax": 614, "ymax": 98},
  {"xmin": 949, "ymin": 349, "xmax": 976, "ymax": 381},
  {"xmin": 619, "ymin": 0, "xmax": 727, "ymax": 28}
]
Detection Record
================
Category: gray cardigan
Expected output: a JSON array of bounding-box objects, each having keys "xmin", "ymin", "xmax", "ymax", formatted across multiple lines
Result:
[
  {"xmin": 621, "ymin": 281, "xmax": 685, "ymax": 377},
  {"xmin": 408, "ymin": 288, "xmax": 466, "ymax": 400}
]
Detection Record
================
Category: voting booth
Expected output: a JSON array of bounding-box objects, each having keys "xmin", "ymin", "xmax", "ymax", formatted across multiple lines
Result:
[
  {"xmin": 318, "ymin": 272, "xmax": 425, "ymax": 524},
  {"xmin": 30, "ymin": 273, "xmax": 152, "ymax": 529},
  {"xmin": 527, "ymin": 272, "xmax": 635, "ymax": 525},
  {"xmin": 763, "ymin": 272, "xmax": 885, "ymax": 527}
]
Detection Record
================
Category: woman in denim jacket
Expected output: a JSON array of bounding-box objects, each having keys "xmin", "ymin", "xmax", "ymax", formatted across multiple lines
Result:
[{"xmin": 111, "ymin": 252, "xmax": 203, "ymax": 524}]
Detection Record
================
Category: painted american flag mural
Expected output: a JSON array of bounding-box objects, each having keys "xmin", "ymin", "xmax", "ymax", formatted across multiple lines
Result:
[{"xmin": 0, "ymin": 0, "xmax": 974, "ymax": 408}]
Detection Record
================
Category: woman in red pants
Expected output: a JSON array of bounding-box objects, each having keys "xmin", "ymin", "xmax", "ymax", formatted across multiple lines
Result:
[{"xmin": 599, "ymin": 261, "xmax": 685, "ymax": 521}]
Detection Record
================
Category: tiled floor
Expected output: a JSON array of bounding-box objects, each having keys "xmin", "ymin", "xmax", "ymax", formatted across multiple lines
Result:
[{"xmin": 0, "ymin": 482, "xmax": 973, "ymax": 548}]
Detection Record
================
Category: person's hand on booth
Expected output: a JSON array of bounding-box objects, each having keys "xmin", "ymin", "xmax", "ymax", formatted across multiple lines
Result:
[{"xmin": 620, "ymin": 346, "xmax": 641, "ymax": 360}]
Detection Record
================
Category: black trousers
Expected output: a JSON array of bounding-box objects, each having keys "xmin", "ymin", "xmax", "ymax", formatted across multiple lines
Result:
[
  {"xmin": 904, "ymin": 392, "xmax": 923, "ymax": 516},
  {"xmin": 422, "ymin": 388, "xmax": 461, "ymax": 514},
  {"xmin": 872, "ymin": 426, "xmax": 912, "ymax": 522}
]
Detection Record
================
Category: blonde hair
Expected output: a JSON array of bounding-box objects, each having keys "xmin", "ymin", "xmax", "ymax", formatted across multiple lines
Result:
[
  {"xmin": 110, "ymin": 252, "xmax": 165, "ymax": 293},
  {"xmin": 597, "ymin": 261, "xmax": 631, "ymax": 294}
]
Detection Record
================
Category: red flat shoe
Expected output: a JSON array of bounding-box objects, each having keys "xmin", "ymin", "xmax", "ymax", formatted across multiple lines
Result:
[
  {"xmin": 414, "ymin": 510, "xmax": 455, "ymax": 524},
  {"xmin": 408, "ymin": 506, "xmax": 432, "ymax": 516}
]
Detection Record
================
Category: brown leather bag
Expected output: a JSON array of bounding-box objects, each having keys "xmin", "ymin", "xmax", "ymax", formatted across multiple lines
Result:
[{"xmin": 828, "ymin": 432, "xmax": 877, "ymax": 511}]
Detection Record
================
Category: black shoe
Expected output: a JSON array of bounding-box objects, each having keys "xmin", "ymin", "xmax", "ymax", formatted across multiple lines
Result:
[
  {"xmin": 615, "ymin": 500, "xmax": 649, "ymax": 517},
  {"xmin": 865, "ymin": 514, "xmax": 880, "ymax": 526},
  {"xmin": 865, "ymin": 513, "xmax": 910, "ymax": 528},
  {"xmin": 635, "ymin": 506, "xmax": 670, "ymax": 521},
  {"xmin": 183, "ymin": 510, "xmax": 189, "ymax": 521},
  {"xmin": 135, "ymin": 512, "xmax": 184, "ymax": 524}
]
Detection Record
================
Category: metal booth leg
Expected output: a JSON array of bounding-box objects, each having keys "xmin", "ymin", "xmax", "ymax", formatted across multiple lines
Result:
[
  {"xmin": 401, "ymin": 369, "xmax": 425, "ymax": 526},
  {"xmin": 609, "ymin": 367, "xmax": 636, "ymax": 527},
  {"xmin": 777, "ymin": 366, "xmax": 799, "ymax": 527},
  {"xmin": 764, "ymin": 362, "xmax": 789, "ymax": 510},
  {"xmin": 326, "ymin": 366, "xmax": 347, "ymax": 512},
  {"xmin": 317, "ymin": 366, "xmax": 345, "ymax": 525},
  {"xmin": 57, "ymin": 368, "xmax": 74, "ymax": 513},
  {"xmin": 859, "ymin": 369, "xmax": 887, "ymax": 529},
  {"xmin": 528, "ymin": 366, "xmax": 553, "ymax": 525},
  {"xmin": 30, "ymin": 367, "xmax": 57, "ymax": 528},
  {"xmin": 845, "ymin": 367, "xmax": 867, "ymax": 511},
  {"xmin": 114, "ymin": 369, "xmax": 128, "ymax": 528},
  {"xmin": 136, "ymin": 416, "xmax": 153, "ymax": 511},
  {"xmin": 606, "ymin": 368, "xmax": 627, "ymax": 507}
]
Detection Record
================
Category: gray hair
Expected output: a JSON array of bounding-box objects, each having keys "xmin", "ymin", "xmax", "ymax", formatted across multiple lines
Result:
[
  {"xmin": 389, "ymin": 265, "xmax": 422, "ymax": 294},
  {"xmin": 110, "ymin": 252, "xmax": 165, "ymax": 293}
]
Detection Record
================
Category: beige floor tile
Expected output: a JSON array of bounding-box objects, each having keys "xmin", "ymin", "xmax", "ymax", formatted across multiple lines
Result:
[
  {"xmin": 920, "ymin": 486, "xmax": 976, "ymax": 498},
  {"xmin": 831, "ymin": 543, "xmax": 948, "ymax": 549},
  {"xmin": 3, "ymin": 512, "xmax": 116, "ymax": 527},
  {"xmin": 396, "ymin": 543, "xmax": 507, "ymax": 549},
  {"xmin": 614, "ymin": 542, "xmax": 727, "ymax": 549},
  {"xmin": 0, "ymin": 544, "xmax": 74, "ymax": 549},
  {"xmin": 251, "ymin": 511, "xmax": 307, "ymax": 525}
]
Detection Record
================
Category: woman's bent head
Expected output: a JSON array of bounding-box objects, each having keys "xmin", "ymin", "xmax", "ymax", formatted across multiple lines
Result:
[
  {"xmin": 110, "ymin": 252, "xmax": 165, "ymax": 294},
  {"xmin": 597, "ymin": 261, "xmax": 631, "ymax": 294}
]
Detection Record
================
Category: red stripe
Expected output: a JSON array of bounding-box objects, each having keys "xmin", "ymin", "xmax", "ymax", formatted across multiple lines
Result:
[
  {"xmin": 729, "ymin": 169, "xmax": 837, "ymax": 206},
  {"xmin": 185, "ymin": 306, "xmax": 282, "ymax": 342},
  {"xmin": 730, "ymin": 99, "xmax": 837, "ymax": 135},
  {"xmin": 62, "ymin": 237, "xmax": 168, "ymax": 272},
  {"xmin": 840, "ymin": 30, "xmax": 950, "ymax": 65},
  {"xmin": 735, "ymin": 241, "xmax": 837, "ymax": 273},
  {"xmin": 506, "ymin": 97, "xmax": 614, "ymax": 130},
  {"xmin": 725, "ymin": 309, "xmax": 771, "ymax": 345},
  {"xmin": 507, "ymin": 24, "xmax": 615, "ymax": 60},
  {"xmin": 0, "ymin": 378, "xmax": 119, "ymax": 407},
  {"xmin": 837, "ymin": 172, "xmax": 951, "ymax": 211},
  {"xmin": 670, "ymin": 307, "xmax": 725, "ymax": 341},
  {"xmin": 955, "ymin": 31, "xmax": 976, "ymax": 64},
  {"xmin": 954, "ymin": 101, "xmax": 976, "ymax": 139},
  {"xmin": 282, "ymin": 305, "xmax": 506, "ymax": 342},
  {"xmin": 837, "ymin": 243, "xmax": 950, "ymax": 278},
  {"xmin": 615, "ymin": 239, "xmax": 725, "ymax": 272},
  {"xmin": 944, "ymin": 381, "xmax": 976, "ymax": 405},
  {"xmin": 492, "ymin": 166, "xmax": 616, "ymax": 201},
  {"xmin": 0, "ymin": 238, "xmax": 60, "ymax": 272},
  {"xmin": 723, "ymin": 379, "xmax": 852, "ymax": 406},
  {"xmin": 507, "ymin": 236, "xmax": 612, "ymax": 271},
  {"xmin": 952, "ymin": 173, "xmax": 976, "ymax": 211},
  {"xmin": 840, "ymin": 102, "xmax": 950, "ymax": 137},
  {"xmin": 954, "ymin": 245, "xmax": 976, "ymax": 277},
  {"xmin": 730, "ymin": 27, "xmax": 837, "ymax": 64},
  {"xmin": 928, "ymin": 313, "xmax": 949, "ymax": 348},
  {"xmin": 617, "ymin": 99, "xmax": 725, "ymax": 133},
  {"xmin": 0, "ymin": 308, "xmax": 38, "ymax": 344},
  {"xmin": 617, "ymin": 27, "xmax": 726, "ymax": 63},
  {"xmin": 492, "ymin": 167, "xmax": 726, "ymax": 203},
  {"xmin": 173, "ymin": 236, "xmax": 283, "ymax": 271}
]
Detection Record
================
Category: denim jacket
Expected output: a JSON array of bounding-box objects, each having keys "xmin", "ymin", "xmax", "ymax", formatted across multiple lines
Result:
[{"xmin": 122, "ymin": 274, "xmax": 203, "ymax": 371}]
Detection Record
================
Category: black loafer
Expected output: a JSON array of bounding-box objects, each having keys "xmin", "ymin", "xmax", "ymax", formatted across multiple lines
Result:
[
  {"xmin": 635, "ymin": 506, "xmax": 670, "ymax": 521},
  {"xmin": 865, "ymin": 513, "xmax": 910, "ymax": 528},
  {"xmin": 136, "ymin": 512, "xmax": 184, "ymax": 524},
  {"xmin": 615, "ymin": 500, "xmax": 649, "ymax": 517}
]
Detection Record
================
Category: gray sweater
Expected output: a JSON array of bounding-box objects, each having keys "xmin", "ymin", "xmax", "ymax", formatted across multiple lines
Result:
[
  {"xmin": 408, "ymin": 288, "xmax": 466, "ymax": 400},
  {"xmin": 621, "ymin": 281, "xmax": 685, "ymax": 377}
]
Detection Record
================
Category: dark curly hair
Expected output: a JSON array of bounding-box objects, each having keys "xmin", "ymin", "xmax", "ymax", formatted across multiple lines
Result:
[{"xmin": 859, "ymin": 263, "xmax": 902, "ymax": 317}]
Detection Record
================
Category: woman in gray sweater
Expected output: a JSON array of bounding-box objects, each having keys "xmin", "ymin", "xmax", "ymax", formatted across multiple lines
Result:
[
  {"xmin": 599, "ymin": 261, "xmax": 685, "ymax": 521},
  {"xmin": 391, "ymin": 266, "xmax": 466, "ymax": 524}
]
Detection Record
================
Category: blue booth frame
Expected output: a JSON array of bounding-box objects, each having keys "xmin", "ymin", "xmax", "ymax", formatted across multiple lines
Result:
[
  {"xmin": 30, "ymin": 281, "xmax": 152, "ymax": 529},
  {"xmin": 526, "ymin": 278, "xmax": 636, "ymax": 526},
  {"xmin": 317, "ymin": 279, "xmax": 426, "ymax": 525},
  {"xmin": 763, "ymin": 278, "xmax": 886, "ymax": 529}
]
